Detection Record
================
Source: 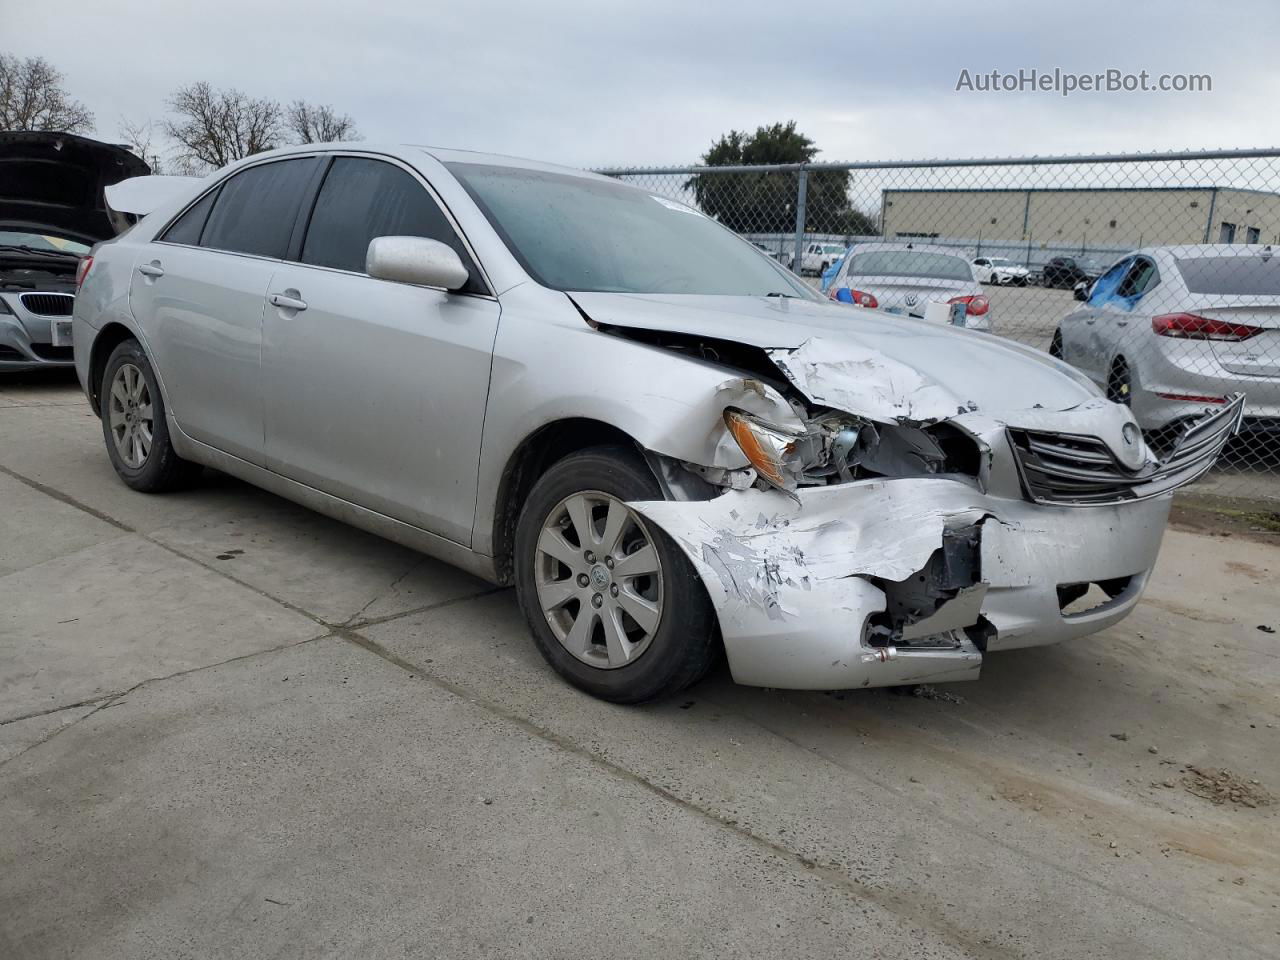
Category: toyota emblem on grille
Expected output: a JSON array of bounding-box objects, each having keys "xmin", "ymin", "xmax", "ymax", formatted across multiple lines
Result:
[{"xmin": 1122, "ymin": 423, "xmax": 1139, "ymax": 446}]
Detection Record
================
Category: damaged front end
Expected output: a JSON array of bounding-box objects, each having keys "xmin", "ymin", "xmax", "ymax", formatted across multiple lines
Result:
[{"xmin": 618, "ymin": 332, "xmax": 1243, "ymax": 691}]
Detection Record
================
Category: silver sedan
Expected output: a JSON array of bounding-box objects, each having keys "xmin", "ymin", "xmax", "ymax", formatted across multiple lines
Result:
[
  {"xmin": 1052, "ymin": 244, "xmax": 1280, "ymax": 440},
  {"xmin": 827, "ymin": 243, "xmax": 991, "ymax": 330},
  {"xmin": 74, "ymin": 145, "xmax": 1240, "ymax": 703}
]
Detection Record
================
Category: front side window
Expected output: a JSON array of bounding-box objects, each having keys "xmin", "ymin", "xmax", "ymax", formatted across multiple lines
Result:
[
  {"xmin": 200, "ymin": 158, "xmax": 316, "ymax": 259},
  {"xmin": 300, "ymin": 157, "xmax": 483, "ymax": 293},
  {"xmin": 845, "ymin": 250, "xmax": 972, "ymax": 282},
  {"xmin": 446, "ymin": 162, "xmax": 813, "ymax": 298}
]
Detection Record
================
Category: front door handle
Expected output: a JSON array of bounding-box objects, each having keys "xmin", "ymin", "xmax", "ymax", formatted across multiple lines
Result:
[
  {"xmin": 268, "ymin": 292, "xmax": 308, "ymax": 312},
  {"xmin": 137, "ymin": 261, "xmax": 164, "ymax": 278}
]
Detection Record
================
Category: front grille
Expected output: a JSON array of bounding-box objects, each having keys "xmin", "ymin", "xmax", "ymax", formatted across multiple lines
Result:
[
  {"xmin": 19, "ymin": 293, "xmax": 75, "ymax": 316},
  {"xmin": 0, "ymin": 345, "xmax": 27, "ymax": 361},
  {"xmin": 28, "ymin": 343, "xmax": 73, "ymax": 362},
  {"xmin": 1009, "ymin": 394, "xmax": 1246, "ymax": 506}
]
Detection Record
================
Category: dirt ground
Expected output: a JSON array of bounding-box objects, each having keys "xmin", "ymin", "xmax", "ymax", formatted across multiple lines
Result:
[{"xmin": 1, "ymin": 373, "xmax": 1277, "ymax": 960}]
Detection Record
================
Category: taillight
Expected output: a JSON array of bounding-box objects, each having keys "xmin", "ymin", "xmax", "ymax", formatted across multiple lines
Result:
[
  {"xmin": 948, "ymin": 294, "xmax": 989, "ymax": 317},
  {"xmin": 833, "ymin": 288, "xmax": 878, "ymax": 308},
  {"xmin": 1152, "ymin": 313, "xmax": 1262, "ymax": 341},
  {"xmin": 75, "ymin": 255, "xmax": 94, "ymax": 291}
]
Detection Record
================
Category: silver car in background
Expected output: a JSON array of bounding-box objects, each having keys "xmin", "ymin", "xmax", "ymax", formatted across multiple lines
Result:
[
  {"xmin": 827, "ymin": 243, "xmax": 991, "ymax": 330},
  {"xmin": 74, "ymin": 145, "xmax": 1240, "ymax": 703},
  {"xmin": 1051, "ymin": 244, "xmax": 1280, "ymax": 441}
]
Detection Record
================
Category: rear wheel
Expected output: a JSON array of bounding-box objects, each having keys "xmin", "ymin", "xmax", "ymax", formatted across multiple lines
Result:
[
  {"xmin": 100, "ymin": 339, "xmax": 201, "ymax": 492},
  {"xmin": 1049, "ymin": 329, "xmax": 1064, "ymax": 359},
  {"xmin": 513, "ymin": 446, "xmax": 718, "ymax": 703},
  {"xmin": 1106, "ymin": 356, "xmax": 1132, "ymax": 406}
]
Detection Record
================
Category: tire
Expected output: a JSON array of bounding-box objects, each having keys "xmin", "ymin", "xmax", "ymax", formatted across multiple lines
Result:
[
  {"xmin": 513, "ymin": 445, "xmax": 718, "ymax": 703},
  {"xmin": 1106, "ymin": 357, "xmax": 1132, "ymax": 406},
  {"xmin": 1049, "ymin": 329, "xmax": 1064, "ymax": 359},
  {"xmin": 100, "ymin": 339, "xmax": 201, "ymax": 492},
  {"xmin": 819, "ymin": 261, "xmax": 829, "ymax": 275}
]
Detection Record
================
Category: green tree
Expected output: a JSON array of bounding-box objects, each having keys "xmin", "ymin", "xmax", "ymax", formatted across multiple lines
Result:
[{"xmin": 686, "ymin": 121, "xmax": 875, "ymax": 237}]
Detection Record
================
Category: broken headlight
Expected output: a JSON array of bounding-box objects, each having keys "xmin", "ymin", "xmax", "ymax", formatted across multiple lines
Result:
[
  {"xmin": 723, "ymin": 408, "xmax": 878, "ymax": 492},
  {"xmin": 723, "ymin": 409, "xmax": 807, "ymax": 492}
]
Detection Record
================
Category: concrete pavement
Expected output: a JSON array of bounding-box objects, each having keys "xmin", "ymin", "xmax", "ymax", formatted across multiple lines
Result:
[{"xmin": 2, "ymin": 373, "xmax": 1277, "ymax": 959}]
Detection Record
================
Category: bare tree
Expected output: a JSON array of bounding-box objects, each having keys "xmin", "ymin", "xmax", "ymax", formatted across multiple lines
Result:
[
  {"xmin": 0, "ymin": 53, "xmax": 94, "ymax": 133},
  {"xmin": 162, "ymin": 82, "xmax": 281, "ymax": 169},
  {"xmin": 284, "ymin": 100, "xmax": 359, "ymax": 143},
  {"xmin": 118, "ymin": 118, "xmax": 164, "ymax": 173}
]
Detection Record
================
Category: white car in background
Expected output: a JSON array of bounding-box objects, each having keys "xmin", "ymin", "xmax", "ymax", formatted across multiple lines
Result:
[
  {"xmin": 828, "ymin": 243, "xmax": 991, "ymax": 330},
  {"xmin": 788, "ymin": 241, "xmax": 847, "ymax": 275},
  {"xmin": 972, "ymin": 256, "xmax": 1030, "ymax": 286},
  {"xmin": 1051, "ymin": 244, "xmax": 1280, "ymax": 441}
]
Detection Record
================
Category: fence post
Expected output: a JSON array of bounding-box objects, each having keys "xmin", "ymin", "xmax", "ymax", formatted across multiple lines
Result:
[{"xmin": 791, "ymin": 168, "xmax": 808, "ymax": 273}]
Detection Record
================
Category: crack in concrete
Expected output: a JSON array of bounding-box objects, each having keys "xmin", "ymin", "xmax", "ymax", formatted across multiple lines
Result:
[{"xmin": 0, "ymin": 632, "xmax": 333, "ymax": 771}]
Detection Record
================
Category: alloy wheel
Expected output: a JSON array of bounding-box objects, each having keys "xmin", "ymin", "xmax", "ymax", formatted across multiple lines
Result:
[
  {"xmin": 534, "ymin": 491, "xmax": 664, "ymax": 669},
  {"xmin": 108, "ymin": 362, "xmax": 154, "ymax": 468}
]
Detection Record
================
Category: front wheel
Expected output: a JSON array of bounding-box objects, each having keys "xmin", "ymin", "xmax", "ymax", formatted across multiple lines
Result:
[
  {"xmin": 100, "ymin": 339, "xmax": 201, "ymax": 492},
  {"xmin": 513, "ymin": 446, "xmax": 718, "ymax": 703}
]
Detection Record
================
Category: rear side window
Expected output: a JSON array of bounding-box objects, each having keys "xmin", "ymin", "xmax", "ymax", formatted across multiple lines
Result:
[
  {"xmin": 1175, "ymin": 255, "xmax": 1280, "ymax": 295},
  {"xmin": 300, "ymin": 157, "xmax": 483, "ymax": 293},
  {"xmin": 1117, "ymin": 257, "xmax": 1159, "ymax": 298},
  {"xmin": 200, "ymin": 158, "xmax": 316, "ymax": 259},
  {"xmin": 161, "ymin": 187, "xmax": 219, "ymax": 246}
]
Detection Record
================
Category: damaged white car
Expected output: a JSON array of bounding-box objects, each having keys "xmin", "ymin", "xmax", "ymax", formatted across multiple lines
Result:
[{"xmin": 73, "ymin": 146, "xmax": 1243, "ymax": 702}]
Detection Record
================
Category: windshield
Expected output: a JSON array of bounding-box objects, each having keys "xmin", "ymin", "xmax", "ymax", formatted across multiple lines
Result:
[
  {"xmin": 988, "ymin": 258, "xmax": 1013, "ymax": 266},
  {"xmin": 821, "ymin": 244, "xmax": 845, "ymax": 254},
  {"xmin": 446, "ymin": 163, "xmax": 814, "ymax": 298},
  {"xmin": 1175, "ymin": 255, "xmax": 1280, "ymax": 296},
  {"xmin": 0, "ymin": 231, "xmax": 90, "ymax": 256},
  {"xmin": 847, "ymin": 250, "xmax": 973, "ymax": 281}
]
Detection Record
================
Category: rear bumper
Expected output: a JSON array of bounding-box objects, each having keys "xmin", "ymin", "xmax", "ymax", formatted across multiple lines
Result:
[
  {"xmin": 1131, "ymin": 342, "xmax": 1280, "ymax": 430},
  {"xmin": 630, "ymin": 477, "xmax": 1171, "ymax": 690}
]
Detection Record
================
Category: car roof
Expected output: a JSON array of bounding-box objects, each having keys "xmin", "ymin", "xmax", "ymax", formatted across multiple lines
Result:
[{"xmin": 222, "ymin": 142, "xmax": 626, "ymax": 187}]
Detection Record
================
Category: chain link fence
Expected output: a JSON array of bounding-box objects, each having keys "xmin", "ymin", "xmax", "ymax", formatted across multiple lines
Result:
[{"xmin": 599, "ymin": 150, "xmax": 1280, "ymax": 504}]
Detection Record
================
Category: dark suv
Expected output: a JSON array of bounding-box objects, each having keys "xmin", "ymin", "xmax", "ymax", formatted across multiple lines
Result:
[{"xmin": 1040, "ymin": 256, "xmax": 1103, "ymax": 290}]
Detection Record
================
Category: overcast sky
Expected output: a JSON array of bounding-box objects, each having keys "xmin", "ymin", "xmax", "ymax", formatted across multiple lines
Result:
[{"xmin": 6, "ymin": 0, "xmax": 1280, "ymax": 169}]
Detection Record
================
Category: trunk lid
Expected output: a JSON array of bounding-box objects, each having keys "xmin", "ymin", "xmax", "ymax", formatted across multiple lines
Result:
[{"xmin": 1189, "ymin": 302, "xmax": 1280, "ymax": 378}]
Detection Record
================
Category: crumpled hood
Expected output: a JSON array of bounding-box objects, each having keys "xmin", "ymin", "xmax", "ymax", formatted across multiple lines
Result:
[
  {"xmin": 0, "ymin": 131, "xmax": 150, "ymax": 244},
  {"xmin": 570, "ymin": 291, "xmax": 1102, "ymax": 423}
]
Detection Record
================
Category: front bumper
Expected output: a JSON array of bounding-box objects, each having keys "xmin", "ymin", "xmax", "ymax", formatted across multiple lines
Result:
[
  {"xmin": 1, "ymin": 297, "xmax": 75, "ymax": 371},
  {"xmin": 631, "ymin": 479, "xmax": 1170, "ymax": 690}
]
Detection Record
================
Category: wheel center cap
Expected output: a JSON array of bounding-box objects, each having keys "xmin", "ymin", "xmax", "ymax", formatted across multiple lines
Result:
[{"xmin": 590, "ymin": 565, "xmax": 611, "ymax": 589}]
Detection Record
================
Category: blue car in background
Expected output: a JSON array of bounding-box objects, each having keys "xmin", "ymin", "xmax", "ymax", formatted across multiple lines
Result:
[{"xmin": 820, "ymin": 249, "xmax": 850, "ymax": 292}]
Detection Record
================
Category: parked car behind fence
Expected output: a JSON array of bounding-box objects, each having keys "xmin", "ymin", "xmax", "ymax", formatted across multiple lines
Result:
[{"xmin": 601, "ymin": 148, "xmax": 1280, "ymax": 499}]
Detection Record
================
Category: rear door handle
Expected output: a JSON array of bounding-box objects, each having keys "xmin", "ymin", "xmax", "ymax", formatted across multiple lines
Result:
[
  {"xmin": 137, "ymin": 261, "xmax": 164, "ymax": 278},
  {"xmin": 268, "ymin": 292, "xmax": 308, "ymax": 312}
]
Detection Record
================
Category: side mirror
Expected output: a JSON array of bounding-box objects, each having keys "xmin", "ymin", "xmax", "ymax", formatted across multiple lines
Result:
[
  {"xmin": 366, "ymin": 236, "xmax": 469, "ymax": 291},
  {"xmin": 1073, "ymin": 281, "xmax": 1091, "ymax": 301}
]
